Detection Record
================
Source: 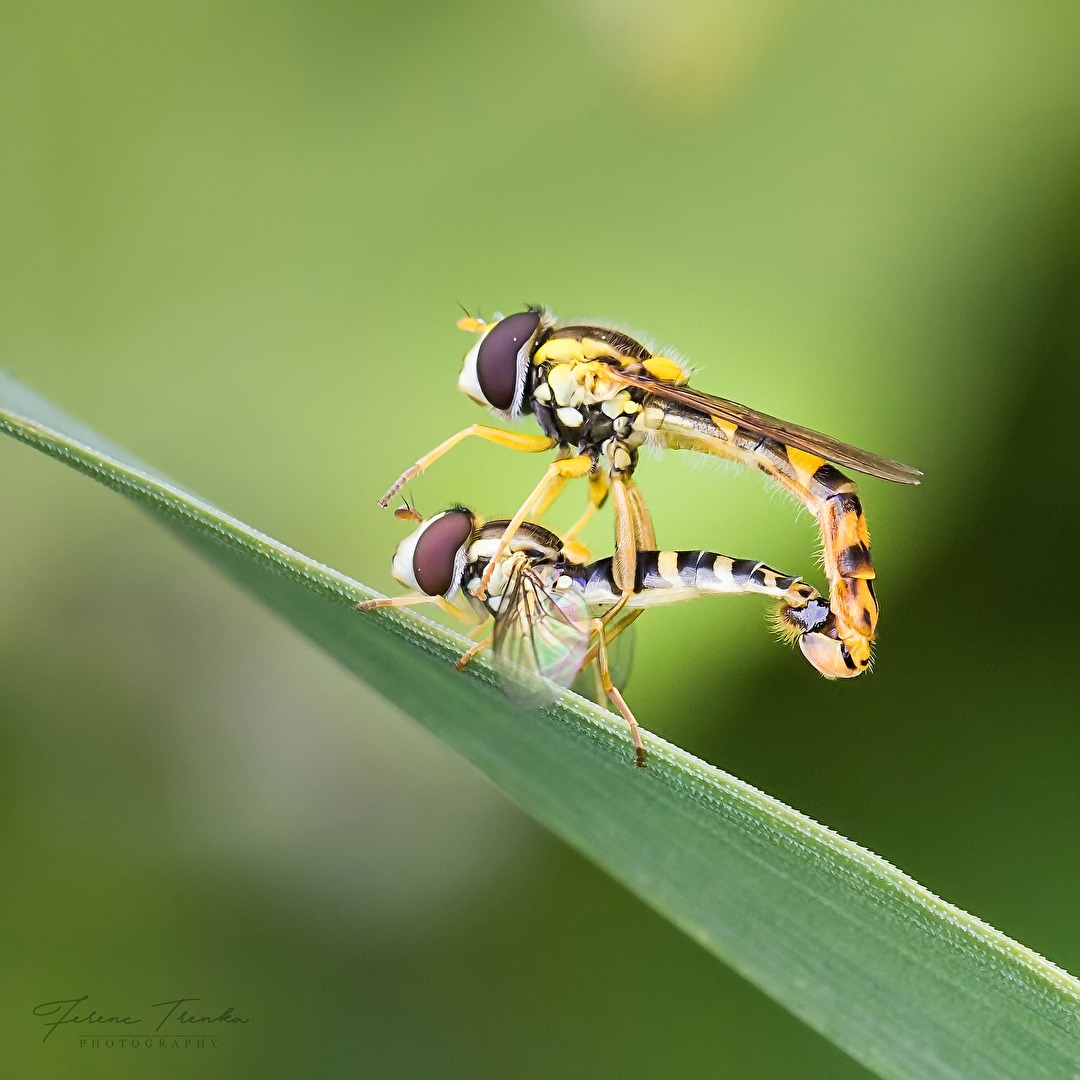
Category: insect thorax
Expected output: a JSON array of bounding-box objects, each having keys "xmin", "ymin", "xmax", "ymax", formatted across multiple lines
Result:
[
  {"xmin": 464, "ymin": 521, "xmax": 566, "ymax": 616},
  {"xmin": 528, "ymin": 360, "xmax": 649, "ymax": 471}
]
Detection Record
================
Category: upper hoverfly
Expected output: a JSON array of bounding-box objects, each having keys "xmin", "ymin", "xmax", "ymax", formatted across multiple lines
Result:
[
  {"xmin": 379, "ymin": 307, "xmax": 921, "ymax": 678},
  {"xmin": 358, "ymin": 504, "xmax": 851, "ymax": 768}
]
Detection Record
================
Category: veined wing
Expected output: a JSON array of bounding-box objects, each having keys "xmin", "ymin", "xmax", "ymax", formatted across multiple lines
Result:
[
  {"xmin": 492, "ymin": 557, "xmax": 591, "ymax": 707},
  {"xmin": 608, "ymin": 369, "xmax": 923, "ymax": 484}
]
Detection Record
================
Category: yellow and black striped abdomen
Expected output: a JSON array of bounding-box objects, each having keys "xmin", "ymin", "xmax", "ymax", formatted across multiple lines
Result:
[
  {"xmin": 578, "ymin": 549, "xmax": 820, "ymax": 611},
  {"xmin": 745, "ymin": 442, "xmax": 876, "ymax": 672},
  {"xmin": 643, "ymin": 402, "xmax": 879, "ymax": 673}
]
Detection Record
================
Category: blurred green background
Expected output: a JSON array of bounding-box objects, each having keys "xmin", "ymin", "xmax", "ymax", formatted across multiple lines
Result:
[{"xmin": 3, "ymin": 1, "xmax": 1079, "ymax": 1076}]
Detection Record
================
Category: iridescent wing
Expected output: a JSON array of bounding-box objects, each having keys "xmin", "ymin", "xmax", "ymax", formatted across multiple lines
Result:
[
  {"xmin": 492, "ymin": 558, "xmax": 591, "ymax": 707},
  {"xmin": 607, "ymin": 368, "xmax": 922, "ymax": 484}
]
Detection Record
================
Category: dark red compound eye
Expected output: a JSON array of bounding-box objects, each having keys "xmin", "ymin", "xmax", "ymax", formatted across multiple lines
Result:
[
  {"xmin": 475, "ymin": 310, "xmax": 540, "ymax": 411},
  {"xmin": 412, "ymin": 510, "xmax": 474, "ymax": 596}
]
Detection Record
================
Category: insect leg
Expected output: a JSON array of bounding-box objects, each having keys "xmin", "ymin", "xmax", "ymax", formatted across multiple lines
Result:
[
  {"xmin": 591, "ymin": 618, "xmax": 647, "ymax": 768},
  {"xmin": 455, "ymin": 635, "xmax": 493, "ymax": 672},
  {"xmin": 609, "ymin": 475, "xmax": 640, "ymax": 596},
  {"xmin": 472, "ymin": 455, "xmax": 593, "ymax": 599},
  {"xmin": 355, "ymin": 594, "xmax": 441, "ymax": 613},
  {"xmin": 608, "ymin": 473, "xmax": 656, "ymax": 614},
  {"xmin": 580, "ymin": 609, "xmax": 643, "ymax": 670},
  {"xmin": 624, "ymin": 476, "xmax": 657, "ymax": 549},
  {"xmin": 379, "ymin": 426, "xmax": 556, "ymax": 507},
  {"xmin": 561, "ymin": 538, "xmax": 593, "ymax": 564},
  {"xmin": 465, "ymin": 619, "xmax": 492, "ymax": 640},
  {"xmin": 561, "ymin": 471, "xmax": 610, "ymax": 543},
  {"xmin": 435, "ymin": 597, "xmax": 480, "ymax": 625},
  {"xmin": 359, "ymin": 594, "xmax": 493, "ymax": 670},
  {"xmin": 530, "ymin": 452, "xmax": 578, "ymax": 519},
  {"xmin": 357, "ymin": 594, "xmax": 478, "ymax": 627}
]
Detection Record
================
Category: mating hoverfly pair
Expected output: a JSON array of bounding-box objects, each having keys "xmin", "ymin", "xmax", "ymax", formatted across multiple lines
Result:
[{"xmin": 359, "ymin": 307, "xmax": 921, "ymax": 766}]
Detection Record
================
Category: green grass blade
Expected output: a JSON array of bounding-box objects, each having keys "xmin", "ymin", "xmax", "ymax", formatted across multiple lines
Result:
[{"xmin": 2, "ymin": 371, "xmax": 1078, "ymax": 1079}]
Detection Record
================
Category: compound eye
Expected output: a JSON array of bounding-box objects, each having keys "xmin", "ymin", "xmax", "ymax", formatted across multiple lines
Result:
[
  {"xmin": 474, "ymin": 310, "xmax": 541, "ymax": 412},
  {"xmin": 396, "ymin": 509, "xmax": 475, "ymax": 597}
]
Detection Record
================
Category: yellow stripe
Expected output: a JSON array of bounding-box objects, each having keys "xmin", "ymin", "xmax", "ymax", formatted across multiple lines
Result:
[
  {"xmin": 711, "ymin": 555, "xmax": 734, "ymax": 587},
  {"xmin": 707, "ymin": 414, "xmax": 739, "ymax": 439},
  {"xmin": 534, "ymin": 338, "xmax": 585, "ymax": 364},
  {"xmin": 581, "ymin": 337, "xmax": 618, "ymax": 361},
  {"xmin": 658, "ymin": 550, "xmax": 681, "ymax": 585},
  {"xmin": 642, "ymin": 355, "xmax": 688, "ymax": 383},
  {"xmin": 786, "ymin": 446, "xmax": 826, "ymax": 486}
]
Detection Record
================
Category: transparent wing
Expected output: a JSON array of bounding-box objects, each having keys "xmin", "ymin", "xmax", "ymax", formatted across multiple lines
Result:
[
  {"xmin": 604, "ymin": 616, "xmax": 636, "ymax": 691},
  {"xmin": 607, "ymin": 369, "xmax": 922, "ymax": 484},
  {"xmin": 492, "ymin": 559, "xmax": 592, "ymax": 707}
]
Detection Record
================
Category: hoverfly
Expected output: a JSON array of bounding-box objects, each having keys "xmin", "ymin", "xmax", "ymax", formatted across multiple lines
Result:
[
  {"xmin": 379, "ymin": 308, "xmax": 921, "ymax": 677},
  {"xmin": 357, "ymin": 505, "xmax": 852, "ymax": 768}
]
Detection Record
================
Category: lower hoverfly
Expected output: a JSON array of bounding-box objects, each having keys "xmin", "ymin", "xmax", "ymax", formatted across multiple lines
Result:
[
  {"xmin": 379, "ymin": 308, "xmax": 921, "ymax": 680},
  {"xmin": 357, "ymin": 505, "xmax": 852, "ymax": 768}
]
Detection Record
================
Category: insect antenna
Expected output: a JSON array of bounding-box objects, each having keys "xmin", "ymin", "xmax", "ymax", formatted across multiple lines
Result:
[{"xmin": 394, "ymin": 496, "xmax": 423, "ymax": 523}]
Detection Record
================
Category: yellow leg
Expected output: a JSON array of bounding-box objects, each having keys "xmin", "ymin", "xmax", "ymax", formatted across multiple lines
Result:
[
  {"xmin": 356, "ymin": 594, "xmax": 439, "ymax": 613},
  {"xmin": 528, "ymin": 469, "xmax": 571, "ymax": 520},
  {"xmin": 582, "ymin": 608, "xmax": 642, "ymax": 667},
  {"xmin": 455, "ymin": 635, "xmax": 492, "ymax": 672},
  {"xmin": 473, "ymin": 455, "xmax": 593, "ymax": 599},
  {"xmin": 624, "ymin": 476, "xmax": 657, "ymax": 549},
  {"xmin": 603, "ymin": 608, "xmax": 642, "ymax": 648},
  {"xmin": 592, "ymin": 618, "xmax": 646, "ymax": 768},
  {"xmin": 599, "ymin": 589, "xmax": 631, "ymax": 628},
  {"xmin": 562, "ymin": 502, "xmax": 599, "ymax": 543},
  {"xmin": 586, "ymin": 657, "xmax": 606, "ymax": 706},
  {"xmin": 358, "ymin": 594, "xmax": 479, "ymax": 631},
  {"xmin": 609, "ymin": 475, "xmax": 641, "ymax": 596},
  {"xmin": 562, "ymin": 538, "xmax": 592, "ymax": 564},
  {"xmin": 435, "ymin": 597, "xmax": 479, "ymax": 625},
  {"xmin": 379, "ymin": 426, "xmax": 556, "ymax": 507},
  {"xmin": 608, "ymin": 473, "xmax": 657, "ymax": 598},
  {"xmin": 585, "ymin": 480, "xmax": 652, "ymax": 630},
  {"xmin": 562, "ymin": 471, "xmax": 610, "ymax": 543}
]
